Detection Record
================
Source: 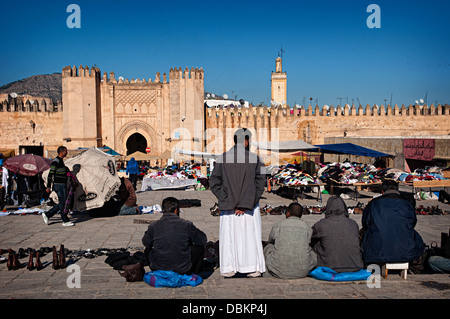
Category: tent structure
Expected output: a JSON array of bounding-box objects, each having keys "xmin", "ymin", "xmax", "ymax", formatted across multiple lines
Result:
[
  {"xmin": 0, "ymin": 149, "xmax": 16, "ymax": 159},
  {"xmin": 158, "ymin": 150, "xmax": 173, "ymax": 160},
  {"xmin": 301, "ymin": 143, "xmax": 394, "ymax": 158},
  {"xmin": 174, "ymin": 148, "xmax": 220, "ymax": 159},
  {"xmin": 42, "ymin": 147, "xmax": 121, "ymax": 212},
  {"xmin": 100, "ymin": 146, "xmax": 122, "ymax": 156},
  {"xmin": 252, "ymin": 140, "xmax": 316, "ymax": 152},
  {"xmin": 77, "ymin": 146, "xmax": 122, "ymax": 156},
  {"xmin": 122, "ymin": 149, "xmax": 174, "ymax": 163},
  {"xmin": 125, "ymin": 151, "xmax": 152, "ymax": 161}
]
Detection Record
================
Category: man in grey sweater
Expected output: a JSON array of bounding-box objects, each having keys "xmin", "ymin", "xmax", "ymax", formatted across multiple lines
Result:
[
  {"xmin": 264, "ymin": 203, "xmax": 317, "ymax": 279},
  {"xmin": 209, "ymin": 128, "xmax": 266, "ymax": 277}
]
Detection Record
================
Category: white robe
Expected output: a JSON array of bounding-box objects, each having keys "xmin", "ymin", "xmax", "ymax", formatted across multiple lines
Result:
[
  {"xmin": 219, "ymin": 204, "xmax": 266, "ymax": 274},
  {"xmin": 2, "ymin": 167, "xmax": 8, "ymax": 199}
]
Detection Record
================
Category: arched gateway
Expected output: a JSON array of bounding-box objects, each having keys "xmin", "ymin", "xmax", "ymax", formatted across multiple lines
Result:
[
  {"xmin": 61, "ymin": 65, "xmax": 205, "ymax": 157},
  {"xmin": 116, "ymin": 120, "xmax": 157, "ymax": 156},
  {"xmin": 126, "ymin": 133, "xmax": 147, "ymax": 155}
]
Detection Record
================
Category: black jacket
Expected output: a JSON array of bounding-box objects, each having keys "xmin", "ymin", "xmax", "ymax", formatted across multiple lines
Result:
[
  {"xmin": 209, "ymin": 145, "xmax": 266, "ymax": 211},
  {"xmin": 361, "ymin": 190, "xmax": 424, "ymax": 264},
  {"xmin": 141, "ymin": 212, "xmax": 207, "ymax": 274}
]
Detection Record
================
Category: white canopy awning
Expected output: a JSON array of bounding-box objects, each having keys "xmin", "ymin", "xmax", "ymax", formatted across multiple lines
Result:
[
  {"xmin": 252, "ymin": 140, "xmax": 316, "ymax": 152},
  {"xmin": 175, "ymin": 148, "xmax": 220, "ymax": 158}
]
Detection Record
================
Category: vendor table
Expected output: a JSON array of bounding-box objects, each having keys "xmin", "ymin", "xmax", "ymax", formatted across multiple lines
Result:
[
  {"xmin": 410, "ymin": 180, "xmax": 450, "ymax": 200},
  {"xmin": 328, "ymin": 181, "xmax": 382, "ymax": 201},
  {"xmin": 140, "ymin": 176, "xmax": 198, "ymax": 191},
  {"xmin": 275, "ymin": 183, "xmax": 325, "ymax": 202}
]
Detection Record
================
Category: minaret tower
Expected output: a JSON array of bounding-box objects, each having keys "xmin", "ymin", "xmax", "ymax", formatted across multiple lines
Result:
[{"xmin": 271, "ymin": 54, "xmax": 287, "ymax": 106}]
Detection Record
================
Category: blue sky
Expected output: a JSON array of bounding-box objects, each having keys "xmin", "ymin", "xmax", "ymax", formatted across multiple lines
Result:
[{"xmin": 0, "ymin": 0, "xmax": 449, "ymax": 107}]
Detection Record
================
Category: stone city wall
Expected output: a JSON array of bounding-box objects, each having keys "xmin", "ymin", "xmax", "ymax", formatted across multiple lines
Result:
[{"xmin": 206, "ymin": 103, "xmax": 450, "ymax": 146}]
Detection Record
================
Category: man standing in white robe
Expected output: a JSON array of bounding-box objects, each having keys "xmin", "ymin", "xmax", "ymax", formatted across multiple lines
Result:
[{"xmin": 209, "ymin": 128, "xmax": 266, "ymax": 277}]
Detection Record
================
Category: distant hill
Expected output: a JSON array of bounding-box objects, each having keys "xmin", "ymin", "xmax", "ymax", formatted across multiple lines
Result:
[
  {"xmin": 0, "ymin": 73, "xmax": 62, "ymax": 102},
  {"xmin": 0, "ymin": 76, "xmax": 239, "ymax": 104}
]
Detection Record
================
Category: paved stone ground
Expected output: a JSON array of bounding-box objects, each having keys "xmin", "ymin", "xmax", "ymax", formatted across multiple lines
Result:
[{"xmin": 0, "ymin": 183, "xmax": 449, "ymax": 301}]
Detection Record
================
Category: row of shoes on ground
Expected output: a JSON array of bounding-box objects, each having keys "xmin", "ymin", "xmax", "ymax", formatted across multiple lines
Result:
[
  {"xmin": 261, "ymin": 204, "xmax": 286, "ymax": 215},
  {"xmin": 416, "ymin": 205, "xmax": 449, "ymax": 215},
  {"xmin": 52, "ymin": 247, "xmax": 140, "ymax": 259},
  {"xmin": 3, "ymin": 248, "xmax": 45, "ymax": 271},
  {"xmin": 211, "ymin": 203, "xmax": 328, "ymax": 216},
  {"xmin": 1, "ymin": 245, "xmax": 68, "ymax": 270},
  {"xmin": 1, "ymin": 248, "xmax": 43, "ymax": 270},
  {"xmin": 0, "ymin": 246, "xmax": 69, "ymax": 259},
  {"xmin": 7, "ymin": 245, "xmax": 66, "ymax": 271},
  {"xmin": 261, "ymin": 204, "xmax": 325, "ymax": 215},
  {"xmin": 209, "ymin": 201, "xmax": 449, "ymax": 216},
  {"xmin": 347, "ymin": 202, "xmax": 365, "ymax": 214},
  {"xmin": 68, "ymin": 247, "xmax": 129, "ymax": 259},
  {"xmin": 0, "ymin": 246, "xmax": 127, "ymax": 259},
  {"xmin": 1, "ymin": 246, "xmax": 147, "ymax": 270},
  {"xmin": 263, "ymin": 202, "xmax": 365, "ymax": 215}
]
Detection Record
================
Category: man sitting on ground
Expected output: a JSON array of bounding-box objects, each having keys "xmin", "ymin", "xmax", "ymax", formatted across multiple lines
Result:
[
  {"xmin": 142, "ymin": 197, "xmax": 207, "ymax": 275},
  {"xmin": 311, "ymin": 196, "xmax": 364, "ymax": 272},
  {"xmin": 116, "ymin": 177, "xmax": 139, "ymax": 215},
  {"xmin": 264, "ymin": 202, "xmax": 317, "ymax": 279},
  {"xmin": 88, "ymin": 177, "xmax": 139, "ymax": 217}
]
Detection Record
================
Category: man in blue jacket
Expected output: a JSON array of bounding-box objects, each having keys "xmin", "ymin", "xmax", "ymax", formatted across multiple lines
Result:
[
  {"xmin": 361, "ymin": 180, "xmax": 424, "ymax": 265},
  {"xmin": 126, "ymin": 157, "xmax": 139, "ymax": 190}
]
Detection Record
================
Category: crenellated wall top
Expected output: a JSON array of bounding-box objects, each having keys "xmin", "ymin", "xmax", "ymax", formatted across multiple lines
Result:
[
  {"xmin": 0, "ymin": 94, "xmax": 62, "ymax": 112},
  {"xmin": 62, "ymin": 64, "xmax": 204, "ymax": 86},
  {"xmin": 169, "ymin": 67, "xmax": 204, "ymax": 80},
  {"xmin": 62, "ymin": 65, "xmax": 100, "ymax": 78},
  {"xmin": 206, "ymin": 103, "xmax": 450, "ymax": 118}
]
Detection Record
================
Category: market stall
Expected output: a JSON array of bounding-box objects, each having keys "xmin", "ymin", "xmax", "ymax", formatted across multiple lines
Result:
[
  {"xmin": 0, "ymin": 149, "xmax": 16, "ymax": 160},
  {"xmin": 252, "ymin": 139, "xmax": 317, "ymax": 153},
  {"xmin": 125, "ymin": 151, "xmax": 152, "ymax": 161},
  {"xmin": 311, "ymin": 143, "xmax": 394, "ymax": 158},
  {"xmin": 140, "ymin": 176, "xmax": 199, "ymax": 191},
  {"xmin": 140, "ymin": 162, "xmax": 209, "ymax": 192},
  {"xmin": 310, "ymin": 143, "xmax": 394, "ymax": 200},
  {"xmin": 409, "ymin": 179, "xmax": 450, "ymax": 201},
  {"xmin": 3, "ymin": 153, "xmax": 50, "ymax": 208},
  {"xmin": 270, "ymin": 165, "xmax": 325, "ymax": 201},
  {"xmin": 255, "ymin": 140, "xmax": 323, "ymax": 201},
  {"xmin": 174, "ymin": 148, "xmax": 220, "ymax": 160},
  {"xmin": 316, "ymin": 162, "xmax": 383, "ymax": 200}
]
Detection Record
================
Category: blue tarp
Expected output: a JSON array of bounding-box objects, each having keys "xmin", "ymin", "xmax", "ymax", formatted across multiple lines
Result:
[
  {"xmin": 309, "ymin": 267, "xmax": 372, "ymax": 282},
  {"xmin": 311, "ymin": 143, "xmax": 393, "ymax": 158},
  {"xmin": 144, "ymin": 270, "xmax": 203, "ymax": 288}
]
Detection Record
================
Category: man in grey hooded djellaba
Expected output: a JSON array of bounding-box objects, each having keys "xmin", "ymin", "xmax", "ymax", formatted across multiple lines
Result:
[{"xmin": 311, "ymin": 196, "xmax": 364, "ymax": 272}]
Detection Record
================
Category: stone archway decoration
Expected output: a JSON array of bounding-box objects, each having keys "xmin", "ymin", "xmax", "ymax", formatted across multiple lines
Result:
[{"xmin": 116, "ymin": 120, "xmax": 159, "ymax": 156}]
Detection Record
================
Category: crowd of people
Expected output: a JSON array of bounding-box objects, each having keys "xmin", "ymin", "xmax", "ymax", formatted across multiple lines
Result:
[
  {"xmin": 2, "ymin": 129, "xmax": 450, "ymax": 280},
  {"xmin": 1, "ymin": 161, "xmax": 46, "ymax": 210},
  {"xmin": 140, "ymin": 129, "xmax": 450, "ymax": 280},
  {"xmin": 1, "ymin": 146, "xmax": 141, "ymax": 223}
]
